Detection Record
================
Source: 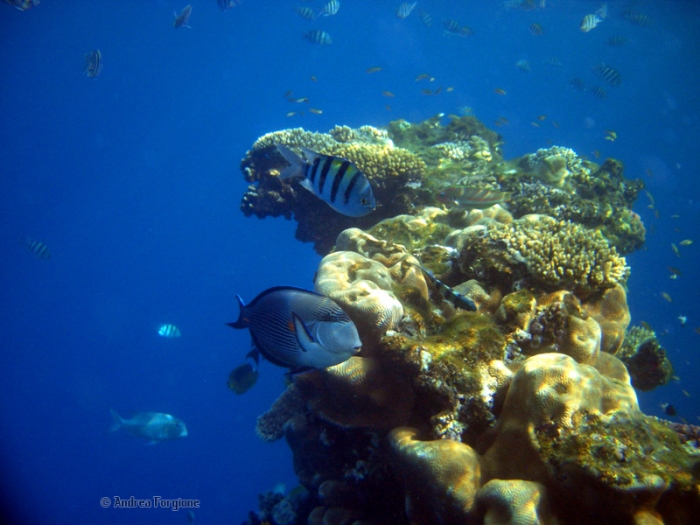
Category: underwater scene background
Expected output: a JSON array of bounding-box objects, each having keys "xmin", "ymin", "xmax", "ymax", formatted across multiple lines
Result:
[{"xmin": 1, "ymin": 1, "xmax": 699, "ymax": 524}]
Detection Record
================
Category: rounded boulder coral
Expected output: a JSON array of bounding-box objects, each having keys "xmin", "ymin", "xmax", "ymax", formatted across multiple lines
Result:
[{"xmin": 314, "ymin": 251, "xmax": 404, "ymax": 342}]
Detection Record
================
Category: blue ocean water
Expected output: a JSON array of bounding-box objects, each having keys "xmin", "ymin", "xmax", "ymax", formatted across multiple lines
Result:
[{"xmin": 0, "ymin": 1, "xmax": 698, "ymax": 523}]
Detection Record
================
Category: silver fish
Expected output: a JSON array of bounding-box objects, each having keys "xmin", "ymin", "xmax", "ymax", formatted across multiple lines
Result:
[
  {"xmin": 84, "ymin": 49, "xmax": 102, "ymax": 78},
  {"xmin": 108, "ymin": 409, "xmax": 188, "ymax": 444},
  {"xmin": 515, "ymin": 59, "xmax": 530, "ymax": 72},
  {"xmin": 174, "ymin": 5, "xmax": 192, "ymax": 28},
  {"xmin": 276, "ymin": 144, "xmax": 376, "ymax": 216},
  {"xmin": 227, "ymin": 286, "xmax": 361, "ymax": 370}
]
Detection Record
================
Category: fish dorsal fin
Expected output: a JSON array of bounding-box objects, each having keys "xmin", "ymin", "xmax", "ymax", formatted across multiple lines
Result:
[{"xmin": 292, "ymin": 312, "xmax": 314, "ymax": 352}]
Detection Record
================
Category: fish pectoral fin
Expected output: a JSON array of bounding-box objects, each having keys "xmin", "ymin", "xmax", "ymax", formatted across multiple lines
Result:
[
  {"xmin": 299, "ymin": 178, "xmax": 314, "ymax": 193},
  {"xmin": 292, "ymin": 312, "xmax": 314, "ymax": 352}
]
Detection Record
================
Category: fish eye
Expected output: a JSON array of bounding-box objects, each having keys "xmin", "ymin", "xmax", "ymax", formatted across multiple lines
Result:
[{"xmin": 361, "ymin": 198, "xmax": 367, "ymax": 205}]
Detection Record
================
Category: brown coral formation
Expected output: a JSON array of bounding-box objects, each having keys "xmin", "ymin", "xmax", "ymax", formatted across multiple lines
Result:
[{"xmin": 240, "ymin": 117, "xmax": 694, "ymax": 525}]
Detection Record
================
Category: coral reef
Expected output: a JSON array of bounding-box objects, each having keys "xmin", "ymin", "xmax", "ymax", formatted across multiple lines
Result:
[{"xmin": 239, "ymin": 116, "xmax": 695, "ymax": 525}]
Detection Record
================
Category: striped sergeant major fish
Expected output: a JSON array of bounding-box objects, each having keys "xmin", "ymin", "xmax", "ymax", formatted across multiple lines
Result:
[
  {"xmin": 158, "ymin": 324, "xmax": 181, "ymax": 337},
  {"xmin": 410, "ymin": 262, "xmax": 477, "ymax": 312},
  {"xmin": 436, "ymin": 186, "xmax": 511, "ymax": 209},
  {"xmin": 580, "ymin": 4, "xmax": 606, "ymax": 33},
  {"xmin": 593, "ymin": 62, "xmax": 621, "ymax": 86},
  {"xmin": 20, "ymin": 237, "xmax": 51, "ymax": 260},
  {"xmin": 318, "ymin": 0, "xmax": 340, "ymax": 17},
  {"xmin": 396, "ymin": 2, "xmax": 417, "ymax": 19},
  {"xmin": 275, "ymin": 144, "xmax": 376, "ymax": 217},
  {"xmin": 303, "ymin": 30, "xmax": 332, "ymax": 45}
]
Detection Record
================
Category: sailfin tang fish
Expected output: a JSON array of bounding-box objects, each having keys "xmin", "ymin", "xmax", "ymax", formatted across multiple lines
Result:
[
  {"xmin": 411, "ymin": 263, "xmax": 476, "ymax": 311},
  {"xmin": 437, "ymin": 186, "xmax": 511, "ymax": 209},
  {"xmin": 108, "ymin": 409, "xmax": 188, "ymax": 443},
  {"xmin": 275, "ymin": 144, "xmax": 376, "ymax": 216},
  {"xmin": 227, "ymin": 286, "xmax": 361, "ymax": 370}
]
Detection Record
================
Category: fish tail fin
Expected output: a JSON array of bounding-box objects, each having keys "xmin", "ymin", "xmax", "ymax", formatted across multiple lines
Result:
[
  {"xmin": 275, "ymin": 144, "xmax": 304, "ymax": 180},
  {"xmin": 108, "ymin": 408, "xmax": 124, "ymax": 433},
  {"xmin": 226, "ymin": 295, "xmax": 248, "ymax": 329}
]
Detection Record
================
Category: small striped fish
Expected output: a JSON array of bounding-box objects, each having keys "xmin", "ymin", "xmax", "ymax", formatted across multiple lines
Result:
[
  {"xmin": 21, "ymin": 238, "xmax": 51, "ymax": 260},
  {"xmin": 303, "ymin": 30, "xmax": 332, "ymax": 45},
  {"xmin": 318, "ymin": 0, "xmax": 340, "ymax": 17},
  {"xmin": 396, "ymin": 2, "xmax": 417, "ymax": 19},
  {"xmin": 419, "ymin": 9, "xmax": 432, "ymax": 27},
  {"xmin": 217, "ymin": 0, "xmax": 241, "ymax": 10},
  {"xmin": 590, "ymin": 85, "xmax": 607, "ymax": 99},
  {"xmin": 605, "ymin": 36, "xmax": 627, "ymax": 47},
  {"xmin": 515, "ymin": 59, "xmax": 530, "ymax": 72},
  {"xmin": 593, "ymin": 63, "xmax": 621, "ymax": 86},
  {"xmin": 158, "ymin": 324, "xmax": 181, "ymax": 338},
  {"xmin": 580, "ymin": 14, "xmax": 601, "ymax": 32},
  {"xmin": 294, "ymin": 6, "xmax": 316, "ymax": 20},
  {"xmin": 84, "ymin": 49, "xmax": 102, "ymax": 78},
  {"xmin": 443, "ymin": 19, "xmax": 461, "ymax": 34},
  {"xmin": 276, "ymin": 144, "xmax": 376, "ymax": 217},
  {"xmin": 411, "ymin": 263, "xmax": 476, "ymax": 312},
  {"xmin": 436, "ymin": 186, "xmax": 511, "ymax": 209}
]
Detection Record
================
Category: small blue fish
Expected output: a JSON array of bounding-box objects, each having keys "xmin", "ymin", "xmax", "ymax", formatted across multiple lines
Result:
[
  {"xmin": 411, "ymin": 263, "xmax": 477, "ymax": 311},
  {"xmin": 276, "ymin": 144, "xmax": 376, "ymax": 217},
  {"xmin": 108, "ymin": 409, "xmax": 188, "ymax": 444},
  {"xmin": 227, "ymin": 286, "xmax": 361, "ymax": 370},
  {"xmin": 158, "ymin": 323, "xmax": 181, "ymax": 337}
]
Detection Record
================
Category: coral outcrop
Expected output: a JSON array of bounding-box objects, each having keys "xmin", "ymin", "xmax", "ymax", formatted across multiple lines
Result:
[{"xmin": 239, "ymin": 116, "xmax": 694, "ymax": 525}]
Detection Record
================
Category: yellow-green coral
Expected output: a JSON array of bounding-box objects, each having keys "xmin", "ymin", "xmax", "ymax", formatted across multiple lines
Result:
[{"xmin": 460, "ymin": 214, "xmax": 629, "ymax": 296}]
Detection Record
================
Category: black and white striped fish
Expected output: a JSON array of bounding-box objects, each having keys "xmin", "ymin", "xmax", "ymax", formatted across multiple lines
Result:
[
  {"xmin": 276, "ymin": 144, "xmax": 376, "ymax": 216},
  {"xmin": 303, "ymin": 30, "xmax": 332, "ymax": 45},
  {"xmin": 318, "ymin": 0, "xmax": 340, "ymax": 17},
  {"xmin": 20, "ymin": 238, "xmax": 51, "ymax": 260},
  {"xmin": 412, "ymin": 263, "xmax": 477, "ymax": 312},
  {"xmin": 84, "ymin": 49, "xmax": 103, "ymax": 78},
  {"xmin": 593, "ymin": 63, "xmax": 621, "ymax": 86},
  {"xmin": 396, "ymin": 2, "xmax": 417, "ymax": 19},
  {"xmin": 418, "ymin": 9, "xmax": 432, "ymax": 27},
  {"xmin": 294, "ymin": 6, "xmax": 316, "ymax": 20}
]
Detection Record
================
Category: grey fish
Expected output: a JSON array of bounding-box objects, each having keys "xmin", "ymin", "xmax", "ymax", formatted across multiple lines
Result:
[
  {"xmin": 276, "ymin": 144, "xmax": 376, "ymax": 216},
  {"xmin": 227, "ymin": 286, "xmax": 361, "ymax": 370},
  {"xmin": 108, "ymin": 409, "xmax": 188, "ymax": 444},
  {"xmin": 174, "ymin": 5, "xmax": 192, "ymax": 28}
]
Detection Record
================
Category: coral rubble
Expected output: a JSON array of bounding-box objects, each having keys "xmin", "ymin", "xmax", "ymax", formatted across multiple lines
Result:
[{"xmin": 239, "ymin": 116, "xmax": 696, "ymax": 525}]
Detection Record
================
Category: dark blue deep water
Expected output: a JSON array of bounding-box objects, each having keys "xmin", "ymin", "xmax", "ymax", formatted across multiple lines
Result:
[{"xmin": 1, "ymin": 1, "xmax": 698, "ymax": 524}]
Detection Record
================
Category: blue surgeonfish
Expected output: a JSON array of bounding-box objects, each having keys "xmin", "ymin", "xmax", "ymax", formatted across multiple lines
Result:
[
  {"xmin": 275, "ymin": 144, "xmax": 376, "ymax": 217},
  {"xmin": 227, "ymin": 286, "xmax": 361, "ymax": 370},
  {"xmin": 108, "ymin": 409, "xmax": 188, "ymax": 444}
]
